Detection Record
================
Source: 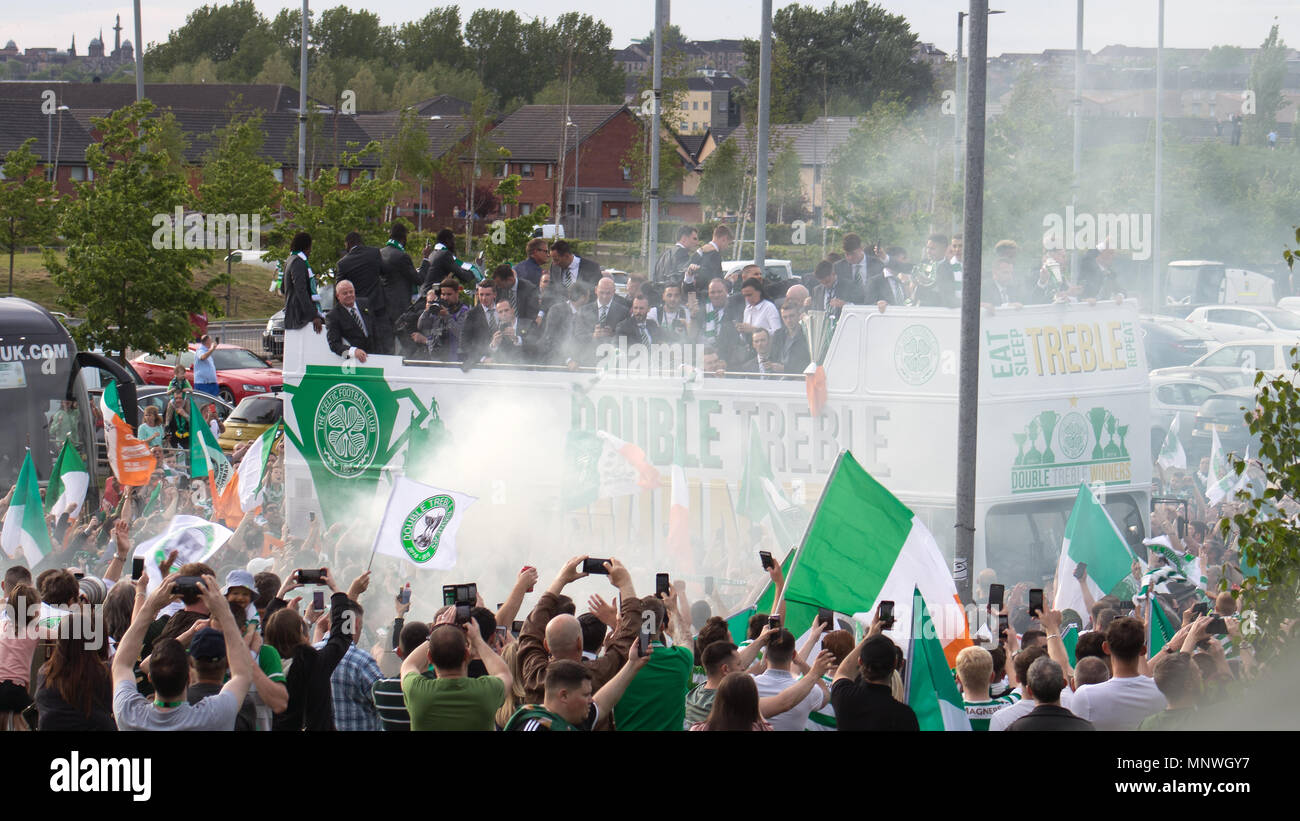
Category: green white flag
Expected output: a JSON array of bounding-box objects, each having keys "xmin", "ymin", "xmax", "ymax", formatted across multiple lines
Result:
[
  {"xmin": 906, "ymin": 587, "xmax": 971, "ymax": 731},
  {"xmin": 737, "ymin": 420, "xmax": 808, "ymax": 550},
  {"xmin": 1052, "ymin": 484, "xmax": 1141, "ymax": 625},
  {"xmin": 1148, "ymin": 598, "xmax": 1178, "ymax": 656},
  {"xmin": 782, "ymin": 451, "xmax": 968, "ymax": 656},
  {"xmin": 371, "ymin": 476, "xmax": 477, "ymax": 570},
  {"xmin": 133, "ymin": 514, "xmax": 234, "ymax": 593},
  {"xmin": 1062, "ymin": 626, "xmax": 1079, "ymax": 667},
  {"xmin": 1156, "ymin": 416, "xmax": 1186, "ymax": 471},
  {"xmin": 236, "ymin": 421, "xmax": 280, "ymax": 512},
  {"xmin": 0, "ymin": 450, "xmax": 53, "ymax": 566},
  {"xmin": 46, "ymin": 439, "xmax": 89, "ymax": 519}
]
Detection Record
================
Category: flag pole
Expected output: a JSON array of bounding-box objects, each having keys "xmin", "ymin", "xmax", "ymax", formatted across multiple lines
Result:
[
  {"xmin": 772, "ymin": 448, "xmax": 847, "ymax": 614},
  {"xmin": 366, "ymin": 476, "xmax": 402, "ymax": 572},
  {"xmin": 903, "ymin": 587, "xmax": 920, "ymax": 705}
]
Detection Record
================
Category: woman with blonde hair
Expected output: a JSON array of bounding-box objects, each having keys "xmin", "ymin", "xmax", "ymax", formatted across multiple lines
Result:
[{"xmin": 494, "ymin": 639, "xmax": 527, "ymax": 729}]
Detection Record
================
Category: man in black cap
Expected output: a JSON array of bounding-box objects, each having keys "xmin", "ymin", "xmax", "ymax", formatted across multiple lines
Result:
[
  {"xmin": 830, "ymin": 631, "xmax": 919, "ymax": 731},
  {"xmin": 188, "ymin": 626, "xmax": 258, "ymax": 731}
]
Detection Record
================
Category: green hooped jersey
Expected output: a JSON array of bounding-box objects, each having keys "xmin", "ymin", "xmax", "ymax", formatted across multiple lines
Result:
[{"xmin": 504, "ymin": 704, "xmax": 577, "ymax": 732}]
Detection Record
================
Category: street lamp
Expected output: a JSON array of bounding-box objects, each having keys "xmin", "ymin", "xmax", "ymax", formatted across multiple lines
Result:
[
  {"xmin": 954, "ymin": 10, "xmax": 1004, "ymax": 199},
  {"xmin": 566, "ymin": 119, "xmax": 580, "ymax": 238},
  {"xmin": 52, "ymin": 105, "xmax": 70, "ymax": 185},
  {"xmin": 224, "ymin": 251, "xmax": 242, "ymax": 316}
]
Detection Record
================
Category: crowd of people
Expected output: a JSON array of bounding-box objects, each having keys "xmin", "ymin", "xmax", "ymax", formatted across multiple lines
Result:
[{"xmin": 280, "ymin": 220, "xmax": 1129, "ymax": 376}]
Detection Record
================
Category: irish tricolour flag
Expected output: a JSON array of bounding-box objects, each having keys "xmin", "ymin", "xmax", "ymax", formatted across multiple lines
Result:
[
  {"xmin": 101, "ymin": 380, "xmax": 155, "ymax": 486},
  {"xmin": 562, "ymin": 429, "xmax": 661, "ymax": 509},
  {"xmin": 907, "ymin": 587, "xmax": 972, "ymax": 731},
  {"xmin": 781, "ymin": 451, "xmax": 970, "ymax": 664},
  {"xmin": 236, "ymin": 422, "xmax": 281, "ymax": 512},
  {"xmin": 46, "ymin": 440, "xmax": 89, "ymax": 519},
  {"xmin": 1053, "ymin": 483, "xmax": 1142, "ymax": 625},
  {"xmin": 190, "ymin": 397, "xmax": 241, "ymax": 525},
  {"xmin": 1, "ymin": 450, "xmax": 52, "ymax": 566}
]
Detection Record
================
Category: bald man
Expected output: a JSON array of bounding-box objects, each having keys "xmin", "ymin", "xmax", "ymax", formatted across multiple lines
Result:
[
  {"xmin": 516, "ymin": 555, "xmax": 643, "ymax": 705},
  {"xmin": 781, "ymin": 283, "xmax": 810, "ymax": 312}
]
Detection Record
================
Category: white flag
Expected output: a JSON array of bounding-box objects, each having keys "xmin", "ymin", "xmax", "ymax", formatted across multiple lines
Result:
[
  {"xmin": 371, "ymin": 476, "xmax": 477, "ymax": 570},
  {"xmin": 133, "ymin": 515, "xmax": 234, "ymax": 593},
  {"xmin": 1156, "ymin": 416, "xmax": 1186, "ymax": 471}
]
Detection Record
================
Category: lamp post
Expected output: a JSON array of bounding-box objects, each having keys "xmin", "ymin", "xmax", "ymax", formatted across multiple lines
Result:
[
  {"xmin": 954, "ymin": 9, "xmax": 1003, "ymax": 232},
  {"xmin": 566, "ymin": 119, "xmax": 580, "ymax": 238},
  {"xmin": 52, "ymin": 104, "xmax": 70, "ymax": 185},
  {"xmin": 224, "ymin": 251, "xmax": 242, "ymax": 316}
]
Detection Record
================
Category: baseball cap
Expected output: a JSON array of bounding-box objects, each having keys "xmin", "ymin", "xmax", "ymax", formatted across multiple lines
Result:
[
  {"xmin": 246, "ymin": 557, "xmax": 273, "ymax": 576},
  {"xmin": 222, "ymin": 569, "xmax": 256, "ymax": 597},
  {"xmin": 189, "ymin": 627, "xmax": 227, "ymax": 661}
]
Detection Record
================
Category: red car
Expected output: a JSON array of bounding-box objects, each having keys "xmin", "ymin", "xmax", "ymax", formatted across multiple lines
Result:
[{"xmin": 132, "ymin": 343, "xmax": 283, "ymax": 405}]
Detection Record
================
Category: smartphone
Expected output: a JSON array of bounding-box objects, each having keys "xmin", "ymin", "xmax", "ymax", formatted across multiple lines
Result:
[
  {"xmin": 399, "ymin": 584, "xmax": 411, "ymax": 605},
  {"xmin": 495, "ymin": 626, "xmax": 509, "ymax": 641},
  {"xmin": 818, "ymin": 607, "xmax": 833, "ymax": 629},
  {"xmin": 759, "ymin": 550, "xmax": 774, "ymax": 570},
  {"xmin": 999, "ymin": 614, "xmax": 1009, "ymax": 640},
  {"xmin": 295, "ymin": 568, "xmax": 326, "ymax": 585},
  {"xmin": 1192, "ymin": 602, "xmax": 1209, "ymax": 618},
  {"xmin": 511, "ymin": 620, "xmax": 524, "ymax": 635},
  {"xmin": 1207, "ymin": 616, "xmax": 1228, "ymax": 636},
  {"xmin": 131, "ymin": 557, "xmax": 145, "ymax": 581},
  {"xmin": 1116, "ymin": 599, "xmax": 1135, "ymax": 614},
  {"xmin": 637, "ymin": 627, "xmax": 651, "ymax": 656},
  {"xmin": 767, "ymin": 614, "xmax": 781, "ymax": 630},
  {"xmin": 877, "ymin": 600, "xmax": 895, "ymax": 629},
  {"xmin": 442, "ymin": 583, "xmax": 477, "ymax": 606},
  {"xmin": 308, "ymin": 511, "xmax": 316, "ymax": 522},
  {"xmin": 171, "ymin": 575, "xmax": 202, "ymax": 598},
  {"xmin": 1028, "ymin": 588, "xmax": 1044, "ymax": 618},
  {"xmin": 312, "ymin": 590, "xmax": 325, "ymax": 610},
  {"xmin": 704, "ymin": 576, "xmax": 714, "ymax": 595},
  {"xmin": 582, "ymin": 558, "xmax": 610, "ymax": 575},
  {"xmin": 988, "ymin": 583, "xmax": 1004, "ymax": 610},
  {"xmin": 655, "ymin": 573, "xmax": 671, "ymax": 597},
  {"xmin": 1072, "ymin": 561, "xmax": 1088, "ymax": 581},
  {"xmin": 455, "ymin": 603, "xmax": 472, "ymax": 624}
]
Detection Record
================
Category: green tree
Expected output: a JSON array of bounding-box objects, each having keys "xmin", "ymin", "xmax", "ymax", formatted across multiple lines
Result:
[
  {"xmin": 198, "ymin": 107, "xmax": 279, "ymax": 226},
  {"xmin": 483, "ymin": 178, "xmax": 548, "ymax": 270},
  {"xmin": 1202, "ymin": 45, "xmax": 1246, "ymax": 72},
  {"xmin": 397, "ymin": 8, "xmax": 465, "ymax": 72},
  {"xmin": 45, "ymin": 102, "xmax": 219, "ymax": 358},
  {"xmin": 739, "ymin": 1, "xmax": 934, "ymax": 122},
  {"xmin": 1245, "ymin": 24, "xmax": 1288, "ymax": 146},
  {"xmin": 695, "ymin": 139, "xmax": 747, "ymax": 220},
  {"xmin": 145, "ymin": 0, "xmax": 268, "ymax": 75},
  {"xmin": 315, "ymin": 7, "xmax": 395, "ymax": 64},
  {"xmin": 378, "ymin": 106, "xmax": 436, "ymax": 223},
  {"xmin": 265, "ymin": 142, "xmax": 400, "ymax": 269},
  {"xmin": 767, "ymin": 140, "xmax": 805, "ymax": 223},
  {"xmin": 0, "ymin": 139, "xmax": 60, "ymax": 294},
  {"xmin": 253, "ymin": 50, "xmax": 295, "ymax": 85}
]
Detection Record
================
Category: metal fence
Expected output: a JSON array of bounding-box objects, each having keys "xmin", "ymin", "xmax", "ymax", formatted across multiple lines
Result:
[{"xmin": 207, "ymin": 321, "xmax": 272, "ymax": 359}]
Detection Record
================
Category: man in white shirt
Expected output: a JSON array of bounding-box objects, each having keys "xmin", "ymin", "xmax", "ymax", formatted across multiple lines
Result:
[
  {"xmin": 750, "ymin": 629, "xmax": 828, "ymax": 731},
  {"xmin": 735, "ymin": 277, "xmax": 780, "ymax": 337},
  {"xmin": 1068, "ymin": 616, "xmax": 1166, "ymax": 730}
]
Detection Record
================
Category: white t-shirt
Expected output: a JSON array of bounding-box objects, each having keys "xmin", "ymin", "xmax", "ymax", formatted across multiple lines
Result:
[
  {"xmin": 751, "ymin": 668, "xmax": 826, "ymax": 732},
  {"xmin": 1069, "ymin": 675, "xmax": 1166, "ymax": 730},
  {"xmin": 988, "ymin": 687, "xmax": 1074, "ymax": 731}
]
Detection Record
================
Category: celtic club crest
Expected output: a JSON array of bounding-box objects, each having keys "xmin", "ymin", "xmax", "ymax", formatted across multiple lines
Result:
[
  {"xmin": 313, "ymin": 383, "xmax": 381, "ymax": 478},
  {"xmin": 1058, "ymin": 412, "xmax": 1089, "ymax": 460},
  {"xmin": 894, "ymin": 324, "xmax": 940, "ymax": 386},
  {"xmin": 401, "ymin": 495, "xmax": 456, "ymax": 563}
]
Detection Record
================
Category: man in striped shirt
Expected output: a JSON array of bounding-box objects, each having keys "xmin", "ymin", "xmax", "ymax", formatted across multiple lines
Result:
[
  {"xmin": 371, "ymin": 619, "xmax": 430, "ymax": 731},
  {"xmin": 956, "ymin": 645, "xmax": 1019, "ymax": 731}
]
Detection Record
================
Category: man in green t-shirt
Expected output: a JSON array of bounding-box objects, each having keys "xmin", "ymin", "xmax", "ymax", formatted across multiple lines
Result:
[
  {"xmin": 505, "ymin": 659, "xmax": 595, "ymax": 731},
  {"xmin": 400, "ymin": 614, "xmax": 510, "ymax": 731},
  {"xmin": 615, "ymin": 596, "xmax": 694, "ymax": 731}
]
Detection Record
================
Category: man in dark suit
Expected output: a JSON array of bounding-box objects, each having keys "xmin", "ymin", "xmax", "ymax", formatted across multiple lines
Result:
[
  {"xmin": 540, "ymin": 282, "xmax": 591, "ymax": 367},
  {"xmin": 1007, "ymin": 657, "xmax": 1095, "ymax": 731},
  {"xmin": 1077, "ymin": 243, "xmax": 1125, "ymax": 300},
  {"xmin": 379, "ymin": 222, "xmax": 424, "ymax": 331},
  {"xmin": 568, "ymin": 276, "xmax": 629, "ymax": 367},
  {"xmin": 484, "ymin": 300, "xmax": 539, "ymax": 365},
  {"xmin": 770, "ymin": 301, "xmax": 812, "ymax": 375},
  {"xmin": 693, "ymin": 277, "xmax": 746, "ymax": 365},
  {"xmin": 911, "ymin": 233, "xmax": 958, "ymax": 308},
  {"xmin": 863, "ymin": 266, "xmax": 911, "ymax": 307},
  {"xmin": 513, "ymin": 237, "xmax": 550, "ymax": 287},
  {"xmin": 654, "ymin": 225, "xmax": 699, "ymax": 283},
  {"xmin": 283, "ymin": 232, "xmax": 324, "ymax": 334},
  {"xmin": 550, "ymin": 240, "xmax": 601, "ymax": 289},
  {"xmin": 492, "ymin": 263, "xmax": 541, "ymax": 325},
  {"xmin": 981, "ymin": 259, "xmax": 1025, "ymax": 307},
  {"xmin": 832, "ymin": 233, "xmax": 871, "ymax": 291},
  {"xmin": 337, "ymin": 231, "xmax": 390, "ymax": 353},
  {"xmin": 460, "ymin": 281, "xmax": 500, "ymax": 365},
  {"xmin": 326, "ymin": 279, "xmax": 376, "ymax": 361},
  {"xmin": 684, "ymin": 224, "xmax": 732, "ymax": 294},
  {"xmin": 811, "ymin": 260, "xmax": 866, "ymax": 317},
  {"xmin": 423, "ymin": 228, "xmax": 472, "ymax": 290},
  {"xmin": 614, "ymin": 295, "xmax": 666, "ymax": 347}
]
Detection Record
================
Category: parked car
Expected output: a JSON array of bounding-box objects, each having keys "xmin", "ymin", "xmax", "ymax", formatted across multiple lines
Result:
[
  {"xmin": 1139, "ymin": 314, "xmax": 1216, "ymax": 369},
  {"xmin": 1149, "ymin": 375, "xmax": 1219, "ymax": 460},
  {"xmin": 1190, "ymin": 386, "xmax": 1262, "ymax": 461},
  {"xmin": 217, "ymin": 392, "xmax": 284, "ymax": 453},
  {"xmin": 263, "ymin": 310, "xmax": 285, "ymax": 357},
  {"xmin": 1148, "ymin": 365, "xmax": 1253, "ymax": 392},
  {"xmin": 1189, "ymin": 338, "xmax": 1300, "ymax": 376},
  {"xmin": 1184, "ymin": 305, "xmax": 1300, "ymax": 343},
  {"xmin": 90, "ymin": 386, "xmax": 233, "ymax": 472},
  {"xmin": 132, "ymin": 343, "xmax": 282, "ymax": 405}
]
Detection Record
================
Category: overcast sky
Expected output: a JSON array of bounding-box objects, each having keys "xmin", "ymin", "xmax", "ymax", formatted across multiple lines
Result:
[{"xmin": 5, "ymin": 1, "xmax": 1296, "ymax": 58}]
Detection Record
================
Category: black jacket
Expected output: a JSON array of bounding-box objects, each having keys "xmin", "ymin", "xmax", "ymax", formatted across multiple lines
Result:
[
  {"xmin": 270, "ymin": 592, "xmax": 353, "ymax": 731},
  {"xmin": 424, "ymin": 246, "xmax": 471, "ymax": 290},
  {"xmin": 615, "ymin": 316, "xmax": 666, "ymax": 346},
  {"xmin": 461, "ymin": 304, "xmax": 501, "ymax": 364},
  {"xmin": 283, "ymin": 254, "xmax": 322, "ymax": 331},
  {"xmin": 863, "ymin": 273, "xmax": 909, "ymax": 306},
  {"xmin": 497, "ymin": 278, "xmax": 541, "ymax": 324},
  {"xmin": 336, "ymin": 245, "xmax": 386, "ymax": 314},
  {"xmin": 379, "ymin": 244, "xmax": 424, "ymax": 322},
  {"xmin": 326, "ymin": 298, "xmax": 377, "ymax": 357},
  {"xmin": 655, "ymin": 243, "xmax": 693, "ymax": 282},
  {"xmin": 485, "ymin": 320, "xmax": 540, "ymax": 365},
  {"xmin": 550, "ymin": 256, "xmax": 602, "ymax": 288},
  {"xmin": 571, "ymin": 300, "xmax": 631, "ymax": 365},
  {"xmin": 811, "ymin": 277, "xmax": 867, "ymax": 315},
  {"xmin": 830, "ymin": 679, "xmax": 920, "ymax": 731},
  {"xmin": 1006, "ymin": 703, "xmax": 1096, "ymax": 731},
  {"xmin": 981, "ymin": 278, "xmax": 1025, "ymax": 307},
  {"xmin": 771, "ymin": 326, "xmax": 812, "ymax": 374},
  {"xmin": 911, "ymin": 260, "xmax": 958, "ymax": 308}
]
